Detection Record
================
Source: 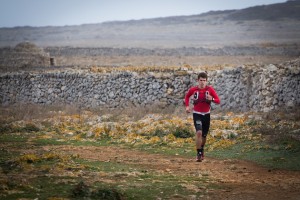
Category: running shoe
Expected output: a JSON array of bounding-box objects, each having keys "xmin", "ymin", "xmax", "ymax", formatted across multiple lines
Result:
[{"xmin": 196, "ymin": 152, "xmax": 203, "ymax": 162}]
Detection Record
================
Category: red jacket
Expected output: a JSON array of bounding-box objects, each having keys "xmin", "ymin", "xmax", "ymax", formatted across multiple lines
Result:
[{"xmin": 185, "ymin": 86, "xmax": 220, "ymax": 113}]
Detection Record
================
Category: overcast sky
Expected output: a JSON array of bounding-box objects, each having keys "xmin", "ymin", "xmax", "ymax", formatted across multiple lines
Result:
[{"xmin": 0, "ymin": 0, "xmax": 287, "ymax": 28}]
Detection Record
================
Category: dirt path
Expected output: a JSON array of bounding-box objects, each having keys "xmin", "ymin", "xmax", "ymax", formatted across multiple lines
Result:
[{"xmin": 45, "ymin": 145, "xmax": 300, "ymax": 200}]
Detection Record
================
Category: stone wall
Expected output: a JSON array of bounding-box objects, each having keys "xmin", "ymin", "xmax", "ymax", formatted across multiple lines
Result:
[
  {"xmin": 0, "ymin": 58, "xmax": 299, "ymax": 112},
  {"xmin": 45, "ymin": 45, "xmax": 300, "ymax": 57},
  {"xmin": 209, "ymin": 59, "xmax": 300, "ymax": 112}
]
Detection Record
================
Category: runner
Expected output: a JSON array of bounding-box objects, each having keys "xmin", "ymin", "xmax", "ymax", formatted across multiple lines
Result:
[{"xmin": 184, "ymin": 72, "xmax": 220, "ymax": 162}]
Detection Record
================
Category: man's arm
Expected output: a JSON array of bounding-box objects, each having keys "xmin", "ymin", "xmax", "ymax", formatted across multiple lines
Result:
[
  {"xmin": 210, "ymin": 88, "xmax": 220, "ymax": 104},
  {"xmin": 184, "ymin": 88, "xmax": 193, "ymax": 113}
]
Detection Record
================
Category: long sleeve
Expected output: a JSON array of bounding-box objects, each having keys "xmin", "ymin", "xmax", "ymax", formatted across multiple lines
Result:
[
  {"xmin": 210, "ymin": 87, "xmax": 220, "ymax": 104},
  {"xmin": 184, "ymin": 87, "xmax": 196, "ymax": 107}
]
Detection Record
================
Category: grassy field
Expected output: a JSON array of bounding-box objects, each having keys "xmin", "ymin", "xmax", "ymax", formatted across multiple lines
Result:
[{"xmin": 0, "ymin": 105, "xmax": 300, "ymax": 199}]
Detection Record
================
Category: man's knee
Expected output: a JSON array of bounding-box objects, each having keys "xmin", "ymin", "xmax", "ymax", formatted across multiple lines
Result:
[{"xmin": 196, "ymin": 131, "xmax": 202, "ymax": 138}]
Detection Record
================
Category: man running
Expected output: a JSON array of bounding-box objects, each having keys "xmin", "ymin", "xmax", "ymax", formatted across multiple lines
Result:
[{"xmin": 184, "ymin": 72, "xmax": 220, "ymax": 162}]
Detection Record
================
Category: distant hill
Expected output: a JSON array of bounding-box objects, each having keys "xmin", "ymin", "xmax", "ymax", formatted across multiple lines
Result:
[
  {"xmin": 0, "ymin": 0, "xmax": 299, "ymax": 48},
  {"xmin": 226, "ymin": 0, "xmax": 300, "ymax": 21}
]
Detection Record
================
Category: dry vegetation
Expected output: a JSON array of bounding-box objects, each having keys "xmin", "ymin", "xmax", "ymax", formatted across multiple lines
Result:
[
  {"xmin": 60, "ymin": 55, "xmax": 297, "ymax": 70},
  {"xmin": 1, "ymin": 103, "xmax": 300, "ymax": 199}
]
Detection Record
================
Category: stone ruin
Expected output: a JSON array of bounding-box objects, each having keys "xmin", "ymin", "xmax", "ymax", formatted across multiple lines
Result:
[{"xmin": 0, "ymin": 42, "xmax": 50, "ymax": 70}]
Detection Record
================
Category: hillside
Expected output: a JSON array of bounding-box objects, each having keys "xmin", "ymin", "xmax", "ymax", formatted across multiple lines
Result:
[{"xmin": 0, "ymin": 1, "xmax": 300, "ymax": 48}]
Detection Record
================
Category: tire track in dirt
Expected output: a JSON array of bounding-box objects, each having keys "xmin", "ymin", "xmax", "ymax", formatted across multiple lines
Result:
[{"xmin": 47, "ymin": 145, "xmax": 300, "ymax": 200}]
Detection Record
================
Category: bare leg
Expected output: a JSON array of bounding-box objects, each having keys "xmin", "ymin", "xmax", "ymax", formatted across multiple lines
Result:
[
  {"xmin": 201, "ymin": 137, "xmax": 207, "ymax": 147},
  {"xmin": 196, "ymin": 130, "xmax": 202, "ymax": 149}
]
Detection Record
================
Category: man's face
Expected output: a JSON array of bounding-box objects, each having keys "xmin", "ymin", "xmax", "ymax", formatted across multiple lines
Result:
[{"xmin": 198, "ymin": 78, "xmax": 207, "ymax": 88}]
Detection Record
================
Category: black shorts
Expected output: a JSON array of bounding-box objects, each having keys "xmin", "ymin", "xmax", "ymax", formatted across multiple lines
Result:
[{"xmin": 193, "ymin": 113, "xmax": 210, "ymax": 138}]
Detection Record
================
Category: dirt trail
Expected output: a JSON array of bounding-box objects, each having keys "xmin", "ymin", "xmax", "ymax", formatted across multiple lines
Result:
[{"xmin": 45, "ymin": 145, "xmax": 300, "ymax": 200}]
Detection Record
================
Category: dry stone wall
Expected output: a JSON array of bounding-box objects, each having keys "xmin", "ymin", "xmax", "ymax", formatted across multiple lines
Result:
[
  {"xmin": 209, "ymin": 59, "xmax": 300, "ymax": 112},
  {"xmin": 45, "ymin": 45, "xmax": 300, "ymax": 57},
  {"xmin": 0, "ymin": 59, "xmax": 299, "ymax": 112}
]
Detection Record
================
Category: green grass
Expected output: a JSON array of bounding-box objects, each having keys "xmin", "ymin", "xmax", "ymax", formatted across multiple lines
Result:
[
  {"xmin": 0, "ymin": 133, "xmax": 30, "ymax": 168},
  {"xmin": 89, "ymin": 172, "xmax": 209, "ymax": 200},
  {"xmin": 73, "ymin": 158, "xmax": 211, "ymax": 199},
  {"xmin": 1, "ymin": 125, "xmax": 300, "ymax": 199},
  {"xmin": 0, "ymin": 132, "xmax": 29, "ymax": 143},
  {"xmin": 207, "ymin": 139, "xmax": 300, "ymax": 170},
  {"xmin": 119, "ymin": 136, "xmax": 300, "ymax": 171},
  {"xmin": 0, "ymin": 133, "xmax": 212, "ymax": 199},
  {"xmin": 28, "ymin": 130, "xmax": 300, "ymax": 171},
  {"xmin": 3, "ymin": 176, "xmax": 77, "ymax": 200}
]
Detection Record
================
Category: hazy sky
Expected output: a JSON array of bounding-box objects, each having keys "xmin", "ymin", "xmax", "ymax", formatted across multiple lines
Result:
[{"xmin": 0, "ymin": 0, "xmax": 287, "ymax": 28}]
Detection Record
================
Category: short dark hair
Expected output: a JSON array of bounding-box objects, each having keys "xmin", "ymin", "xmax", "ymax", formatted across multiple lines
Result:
[{"xmin": 198, "ymin": 72, "xmax": 208, "ymax": 80}]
